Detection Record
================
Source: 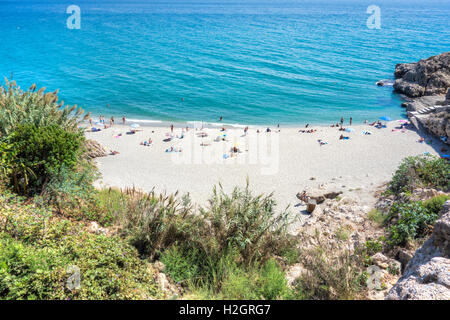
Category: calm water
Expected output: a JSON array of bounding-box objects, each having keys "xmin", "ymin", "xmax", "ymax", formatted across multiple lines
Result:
[{"xmin": 1, "ymin": 0, "xmax": 449, "ymax": 125}]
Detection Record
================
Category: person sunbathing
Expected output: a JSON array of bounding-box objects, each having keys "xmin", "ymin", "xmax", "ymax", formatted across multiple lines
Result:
[{"xmin": 110, "ymin": 150, "xmax": 120, "ymax": 155}]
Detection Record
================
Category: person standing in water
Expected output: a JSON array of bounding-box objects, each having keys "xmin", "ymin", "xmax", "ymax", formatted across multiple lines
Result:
[
  {"xmin": 219, "ymin": 116, "xmax": 223, "ymax": 122},
  {"xmin": 340, "ymin": 117, "xmax": 344, "ymax": 126},
  {"xmin": 349, "ymin": 117, "xmax": 352, "ymax": 126},
  {"xmin": 122, "ymin": 116, "xmax": 126, "ymax": 125}
]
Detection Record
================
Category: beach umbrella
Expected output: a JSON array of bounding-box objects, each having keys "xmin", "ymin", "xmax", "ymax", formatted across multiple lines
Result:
[
  {"xmin": 379, "ymin": 116, "xmax": 392, "ymax": 121},
  {"xmin": 130, "ymin": 123, "xmax": 140, "ymax": 128},
  {"xmin": 344, "ymin": 128, "xmax": 355, "ymax": 133}
]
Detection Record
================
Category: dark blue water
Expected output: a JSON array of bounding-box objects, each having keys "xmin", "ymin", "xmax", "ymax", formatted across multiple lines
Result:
[{"xmin": 1, "ymin": 0, "xmax": 449, "ymax": 125}]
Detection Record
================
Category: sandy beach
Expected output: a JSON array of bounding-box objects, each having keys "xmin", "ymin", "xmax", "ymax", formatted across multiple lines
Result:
[{"xmin": 85, "ymin": 120, "xmax": 442, "ymax": 212}]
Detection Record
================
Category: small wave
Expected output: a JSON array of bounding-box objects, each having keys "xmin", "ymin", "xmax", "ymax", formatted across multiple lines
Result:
[{"xmin": 126, "ymin": 118, "xmax": 163, "ymax": 124}]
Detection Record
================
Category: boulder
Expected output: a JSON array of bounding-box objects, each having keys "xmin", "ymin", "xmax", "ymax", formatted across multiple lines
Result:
[{"xmin": 394, "ymin": 52, "xmax": 450, "ymax": 98}]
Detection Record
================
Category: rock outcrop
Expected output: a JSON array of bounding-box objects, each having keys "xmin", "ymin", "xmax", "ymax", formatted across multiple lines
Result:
[
  {"xmin": 84, "ymin": 139, "xmax": 108, "ymax": 159},
  {"xmin": 393, "ymin": 52, "xmax": 450, "ymax": 144},
  {"xmin": 386, "ymin": 201, "xmax": 450, "ymax": 300},
  {"xmin": 421, "ymin": 109, "xmax": 450, "ymax": 144},
  {"xmin": 394, "ymin": 52, "xmax": 450, "ymax": 98}
]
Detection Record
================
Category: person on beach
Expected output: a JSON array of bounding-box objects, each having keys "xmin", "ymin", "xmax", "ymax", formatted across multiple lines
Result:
[
  {"xmin": 244, "ymin": 126, "xmax": 248, "ymax": 136},
  {"xmin": 350, "ymin": 117, "xmax": 352, "ymax": 125},
  {"xmin": 170, "ymin": 124, "xmax": 174, "ymax": 133},
  {"xmin": 306, "ymin": 124, "xmax": 309, "ymax": 128},
  {"xmin": 111, "ymin": 116, "xmax": 115, "ymax": 126},
  {"xmin": 122, "ymin": 116, "xmax": 126, "ymax": 125},
  {"xmin": 89, "ymin": 118, "xmax": 93, "ymax": 127},
  {"xmin": 340, "ymin": 117, "xmax": 344, "ymax": 126},
  {"xmin": 266, "ymin": 127, "xmax": 271, "ymax": 133}
]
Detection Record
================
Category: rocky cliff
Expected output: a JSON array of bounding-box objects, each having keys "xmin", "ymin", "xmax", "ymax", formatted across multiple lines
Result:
[
  {"xmin": 386, "ymin": 201, "xmax": 450, "ymax": 300},
  {"xmin": 394, "ymin": 52, "xmax": 450, "ymax": 99},
  {"xmin": 393, "ymin": 52, "xmax": 450, "ymax": 144}
]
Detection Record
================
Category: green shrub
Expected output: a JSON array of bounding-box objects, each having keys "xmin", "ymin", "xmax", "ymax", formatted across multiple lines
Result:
[
  {"xmin": 363, "ymin": 239, "xmax": 383, "ymax": 257},
  {"xmin": 114, "ymin": 189, "xmax": 195, "ymax": 260},
  {"xmin": 387, "ymin": 201, "xmax": 441, "ymax": 246},
  {"xmin": 422, "ymin": 194, "xmax": 449, "ymax": 214},
  {"xmin": 3, "ymin": 124, "xmax": 84, "ymax": 195},
  {"xmin": 219, "ymin": 259, "xmax": 289, "ymax": 300},
  {"xmin": 0, "ymin": 194, "xmax": 160, "ymax": 300},
  {"xmin": 388, "ymin": 155, "xmax": 449, "ymax": 194},
  {"xmin": 256, "ymin": 259, "xmax": 289, "ymax": 300},
  {"xmin": 160, "ymin": 245, "xmax": 202, "ymax": 284},
  {"xmin": 197, "ymin": 183, "xmax": 294, "ymax": 266},
  {"xmin": 0, "ymin": 79, "xmax": 88, "ymax": 137},
  {"xmin": 367, "ymin": 209, "xmax": 387, "ymax": 227}
]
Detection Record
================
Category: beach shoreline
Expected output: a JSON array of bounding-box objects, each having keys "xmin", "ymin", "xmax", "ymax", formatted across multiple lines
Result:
[{"xmin": 84, "ymin": 119, "xmax": 445, "ymax": 216}]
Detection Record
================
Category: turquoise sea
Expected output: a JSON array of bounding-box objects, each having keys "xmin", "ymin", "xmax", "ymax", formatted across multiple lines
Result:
[{"xmin": 1, "ymin": 0, "xmax": 449, "ymax": 125}]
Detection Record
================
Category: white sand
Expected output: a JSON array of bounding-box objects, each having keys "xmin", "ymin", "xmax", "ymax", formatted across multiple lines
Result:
[{"xmin": 85, "ymin": 121, "xmax": 442, "ymax": 211}]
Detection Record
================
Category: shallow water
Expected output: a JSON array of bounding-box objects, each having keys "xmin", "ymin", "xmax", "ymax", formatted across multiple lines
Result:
[{"xmin": 1, "ymin": 0, "xmax": 449, "ymax": 125}]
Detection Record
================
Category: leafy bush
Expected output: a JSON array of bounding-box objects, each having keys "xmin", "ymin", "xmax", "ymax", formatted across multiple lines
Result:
[
  {"xmin": 422, "ymin": 194, "xmax": 449, "ymax": 214},
  {"xmin": 197, "ymin": 183, "xmax": 294, "ymax": 266},
  {"xmin": 2, "ymin": 124, "xmax": 84, "ymax": 195},
  {"xmin": 160, "ymin": 245, "xmax": 202, "ymax": 284},
  {"xmin": 0, "ymin": 78, "xmax": 88, "ymax": 137},
  {"xmin": 256, "ymin": 259, "xmax": 290, "ymax": 300},
  {"xmin": 113, "ymin": 189, "xmax": 195, "ymax": 260},
  {"xmin": 219, "ymin": 258, "xmax": 289, "ymax": 300},
  {"xmin": 388, "ymin": 154, "xmax": 449, "ymax": 194},
  {"xmin": 387, "ymin": 200, "xmax": 442, "ymax": 246},
  {"xmin": 0, "ymin": 193, "xmax": 161, "ymax": 300},
  {"xmin": 112, "ymin": 183, "xmax": 294, "ymax": 298}
]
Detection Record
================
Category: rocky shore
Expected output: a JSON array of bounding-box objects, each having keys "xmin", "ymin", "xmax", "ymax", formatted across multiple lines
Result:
[{"xmin": 392, "ymin": 52, "xmax": 450, "ymax": 144}]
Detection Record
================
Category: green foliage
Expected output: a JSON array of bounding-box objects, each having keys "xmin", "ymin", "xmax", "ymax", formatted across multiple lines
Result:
[
  {"xmin": 367, "ymin": 209, "xmax": 387, "ymax": 227},
  {"xmin": 0, "ymin": 78, "xmax": 88, "ymax": 137},
  {"xmin": 256, "ymin": 259, "xmax": 290, "ymax": 300},
  {"xmin": 422, "ymin": 194, "xmax": 449, "ymax": 214},
  {"xmin": 113, "ymin": 183, "xmax": 294, "ymax": 298},
  {"xmin": 0, "ymin": 193, "xmax": 160, "ymax": 300},
  {"xmin": 388, "ymin": 154, "xmax": 449, "ymax": 194},
  {"xmin": 218, "ymin": 258, "xmax": 289, "ymax": 300},
  {"xmin": 363, "ymin": 239, "xmax": 383, "ymax": 257},
  {"xmin": 197, "ymin": 183, "xmax": 294, "ymax": 266},
  {"xmin": 2, "ymin": 124, "xmax": 84, "ymax": 194},
  {"xmin": 387, "ymin": 200, "xmax": 442, "ymax": 247},
  {"xmin": 160, "ymin": 245, "xmax": 202, "ymax": 284},
  {"xmin": 113, "ymin": 189, "xmax": 195, "ymax": 260}
]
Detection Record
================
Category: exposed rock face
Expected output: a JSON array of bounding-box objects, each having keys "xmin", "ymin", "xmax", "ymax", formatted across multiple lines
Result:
[
  {"xmin": 84, "ymin": 139, "xmax": 108, "ymax": 159},
  {"xmin": 393, "ymin": 53, "xmax": 450, "ymax": 144},
  {"xmin": 421, "ymin": 109, "xmax": 450, "ymax": 144},
  {"xmin": 387, "ymin": 201, "xmax": 450, "ymax": 300},
  {"xmin": 394, "ymin": 52, "xmax": 450, "ymax": 98}
]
